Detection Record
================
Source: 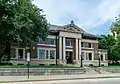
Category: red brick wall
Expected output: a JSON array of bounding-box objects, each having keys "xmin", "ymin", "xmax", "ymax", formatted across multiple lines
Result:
[
  {"xmin": 30, "ymin": 43, "xmax": 37, "ymax": 58},
  {"xmin": 45, "ymin": 38, "xmax": 50, "ymax": 44},
  {"xmin": 71, "ymin": 39, "xmax": 76, "ymax": 60},
  {"xmin": 93, "ymin": 43, "xmax": 98, "ymax": 60}
]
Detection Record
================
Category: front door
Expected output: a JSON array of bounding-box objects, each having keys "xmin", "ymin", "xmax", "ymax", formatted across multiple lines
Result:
[{"xmin": 66, "ymin": 51, "xmax": 73, "ymax": 64}]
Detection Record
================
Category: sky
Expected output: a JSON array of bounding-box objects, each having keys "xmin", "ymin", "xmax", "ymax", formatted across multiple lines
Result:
[{"xmin": 33, "ymin": 0, "xmax": 120, "ymax": 35}]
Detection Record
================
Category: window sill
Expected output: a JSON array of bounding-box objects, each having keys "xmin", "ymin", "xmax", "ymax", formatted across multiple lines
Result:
[
  {"xmin": 31, "ymin": 59, "xmax": 56, "ymax": 60},
  {"xmin": 37, "ymin": 44, "xmax": 56, "ymax": 46},
  {"xmin": 81, "ymin": 47, "xmax": 94, "ymax": 49},
  {"xmin": 66, "ymin": 46, "xmax": 73, "ymax": 48}
]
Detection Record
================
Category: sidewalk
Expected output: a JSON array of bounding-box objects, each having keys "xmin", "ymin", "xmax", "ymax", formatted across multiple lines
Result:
[{"xmin": 0, "ymin": 73, "xmax": 120, "ymax": 83}]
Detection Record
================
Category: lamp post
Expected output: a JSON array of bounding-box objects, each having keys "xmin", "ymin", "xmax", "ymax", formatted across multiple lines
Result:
[
  {"xmin": 27, "ymin": 52, "xmax": 30, "ymax": 79},
  {"xmin": 81, "ymin": 54, "xmax": 83, "ymax": 67},
  {"xmin": 98, "ymin": 52, "xmax": 101, "ymax": 67}
]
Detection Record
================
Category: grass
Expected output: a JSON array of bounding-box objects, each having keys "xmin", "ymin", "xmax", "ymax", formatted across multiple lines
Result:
[
  {"xmin": 0, "ymin": 65, "xmax": 81, "ymax": 68},
  {"xmin": 101, "ymin": 65, "xmax": 120, "ymax": 68}
]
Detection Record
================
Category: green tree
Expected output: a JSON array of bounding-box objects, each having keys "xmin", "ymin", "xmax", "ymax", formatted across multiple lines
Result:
[
  {"xmin": 98, "ymin": 34, "xmax": 117, "ymax": 62},
  {"xmin": 98, "ymin": 35, "xmax": 107, "ymax": 49},
  {"xmin": 111, "ymin": 16, "xmax": 120, "ymax": 35},
  {"xmin": 98, "ymin": 35, "xmax": 116, "ymax": 49},
  {"xmin": 0, "ymin": 0, "xmax": 49, "ymax": 62},
  {"xmin": 109, "ymin": 45, "xmax": 120, "ymax": 63},
  {"xmin": 109, "ymin": 15, "xmax": 120, "ymax": 63}
]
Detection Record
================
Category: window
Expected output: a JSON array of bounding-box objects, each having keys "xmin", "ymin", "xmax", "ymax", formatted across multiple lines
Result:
[
  {"xmin": 88, "ymin": 43, "xmax": 92, "ymax": 48},
  {"xmin": 66, "ymin": 51, "xmax": 70, "ymax": 57},
  {"xmin": 66, "ymin": 40, "xmax": 71, "ymax": 46},
  {"xmin": 81, "ymin": 42, "xmax": 84, "ymax": 47},
  {"xmin": 50, "ymin": 50, "xmax": 55, "ymax": 59},
  {"xmin": 50, "ymin": 39, "xmax": 55, "ymax": 45},
  {"xmin": 46, "ymin": 50, "xmax": 49, "ymax": 59},
  {"xmin": 39, "ymin": 38, "xmax": 44, "ymax": 44},
  {"xmin": 86, "ymin": 53, "xmax": 88, "ymax": 60},
  {"xmin": 18, "ymin": 49, "xmax": 23, "ymax": 58},
  {"xmin": 101, "ymin": 54, "xmax": 103, "ymax": 61},
  {"xmin": 38, "ymin": 49, "xmax": 45, "ymax": 59},
  {"xmin": 81, "ymin": 52, "xmax": 85, "ymax": 60},
  {"xmin": 88, "ymin": 53, "xmax": 92, "ymax": 60}
]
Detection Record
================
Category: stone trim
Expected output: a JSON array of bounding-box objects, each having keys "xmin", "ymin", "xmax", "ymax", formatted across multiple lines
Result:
[
  {"xmin": 82, "ymin": 39, "xmax": 98, "ymax": 43},
  {"xmin": 81, "ymin": 47, "xmax": 94, "ymax": 50},
  {"xmin": 47, "ymin": 35, "xmax": 56, "ymax": 39},
  {"xmin": 65, "ymin": 49, "xmax": 73, "ymax": 51},
  {"xmin": 59, "ymin": 31, "xmax": 81, "ymax": 39},
  {"xmin": 37, "ymin": 44, "xmax": 56, "ymax": 47}
]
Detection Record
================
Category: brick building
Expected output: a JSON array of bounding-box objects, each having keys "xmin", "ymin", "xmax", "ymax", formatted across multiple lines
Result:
[{"xmin": 10, "ymin": 21, "xmax": 108, "ymax": 66}]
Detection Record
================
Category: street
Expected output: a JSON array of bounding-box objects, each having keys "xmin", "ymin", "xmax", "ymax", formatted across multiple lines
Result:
[{"xmin": 1, "ymin": 78, "xmax": 120, "ymax": 84}]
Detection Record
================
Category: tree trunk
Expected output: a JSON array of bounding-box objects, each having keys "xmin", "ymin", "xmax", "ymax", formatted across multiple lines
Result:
[{"xmin": 0, "ymin": 42, "xmax": 11, "ymax": 63}]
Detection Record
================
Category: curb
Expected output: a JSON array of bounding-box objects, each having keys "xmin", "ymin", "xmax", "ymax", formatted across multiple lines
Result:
[{"xmin": 0, "ymin": 76, "xmax": 120, "ymax": 83}]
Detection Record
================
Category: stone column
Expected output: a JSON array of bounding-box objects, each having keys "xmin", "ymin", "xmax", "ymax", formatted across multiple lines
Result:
[
  {"xmin": 84, "ymin": 52, "xmax": 86, "ymax": 60},
  {"xmin": 59, "ymin": 37, "xmax": 62, "ymax": 65},
  {"xmin": 79, "ymin": 39, "xmax": 81, "ymax": 59},
  {"xmin": 79, "ymin": 39, "xmax": 81, "ymax": 65},
  {"xmin": 16, "ymin": 48, "xmax": 18, "ymax": 59},
  {"xmin": 63, "ymin": 37, "xmax": 66, "ymax": 65},
  {"xmin": 74, "ymin": 38, "xmax": 79, "ymax": 65},
  {"xmin": 92, "ymin": 52, "xmax": 94, "ymax": 61},
  {"xmin": 104, "ymin": 54, "xmax": 106, "ymax": 61},
  {"xmin": 23, "ymin": 49, "xmax": 26, "ymax": 59},
  {"xmin": 76, "ymin": 39, "xmax": 78, "ymax": 60}
]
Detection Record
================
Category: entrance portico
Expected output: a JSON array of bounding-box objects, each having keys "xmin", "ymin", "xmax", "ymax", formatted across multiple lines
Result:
[{"xmin": 58, "ymin": 26, "xmax": 82, "ymax": 65}]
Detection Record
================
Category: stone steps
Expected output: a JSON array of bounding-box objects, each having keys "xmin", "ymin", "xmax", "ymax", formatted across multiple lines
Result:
[
  {"xmin": 96, "ymin": 68, "xmax": 110, "ymax": 74},
  {"xmin": 84, "ymin": 67, "xmax": 98, "ymax": 74}
]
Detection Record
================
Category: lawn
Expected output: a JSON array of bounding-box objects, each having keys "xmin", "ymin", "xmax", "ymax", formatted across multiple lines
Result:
[
  {"xmin": 101, "ymin": 65, "xmax": 120, "ymax": 68},
  {"xmin": 0, "ymin": 65, "xmax": 81, "ymax": 68}
]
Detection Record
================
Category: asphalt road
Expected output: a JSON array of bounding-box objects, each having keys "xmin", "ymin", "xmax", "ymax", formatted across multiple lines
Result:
[{"xmin": 1, "ymin": 78, "xmax": 120, "ymax": 84}]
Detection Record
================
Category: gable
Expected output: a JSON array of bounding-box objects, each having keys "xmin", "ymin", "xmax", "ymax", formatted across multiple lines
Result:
[
  {"xmin": 58, "ymin": 21, "xmax": 85, "ymax": 33},
  {"xmin": 59, "ymin": 26, "xmax": 81, "ymax": 33},
  {"xmin": 49, "ymin": 21, "xmax": 97, "ymax": 38}
]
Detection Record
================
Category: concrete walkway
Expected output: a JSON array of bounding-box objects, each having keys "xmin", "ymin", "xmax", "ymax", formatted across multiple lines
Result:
[{"xmin": 0, "ymin": 73, "xmax": 120, "ymax": 83}]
